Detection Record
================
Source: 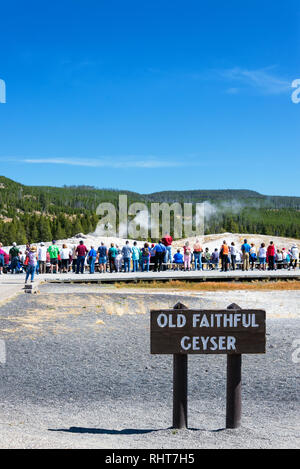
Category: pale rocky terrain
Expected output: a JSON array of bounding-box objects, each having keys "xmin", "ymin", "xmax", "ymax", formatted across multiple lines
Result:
[{"xmin": 3, "ymin": 232, "xmax": 299, "ymax": 254}]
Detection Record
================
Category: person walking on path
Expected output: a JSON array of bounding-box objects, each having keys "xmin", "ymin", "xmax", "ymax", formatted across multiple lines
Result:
[
  {"xmin": 25, "ymin": 246, "xmax": 38, "ymax": 283},
  {"xmin": 241, "ymin": 239, "xmax": 251, "ymax": 271},
  {"xmin": 76, "ymin": 240, "xmax": 88, "ymax": 274}
]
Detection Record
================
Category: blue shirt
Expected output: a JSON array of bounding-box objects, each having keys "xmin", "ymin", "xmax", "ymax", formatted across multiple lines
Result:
[
  {"xmin": 89, "ymin": 249, "xmax": 97, "ymax": 258},
  {"xmin": 155, "ymin": 243, "xmax": 166, "ymax": 253},
  {"xmin": 241, "ymin": 243, "xmax": 251, "ymax": 253},
  {"xmin": 173, "ymin": 253, "xmax": 183, "ymax": 263},
  {"xmin": 98, "ymin": 246, "xmax": 107, "ymax": 257}
]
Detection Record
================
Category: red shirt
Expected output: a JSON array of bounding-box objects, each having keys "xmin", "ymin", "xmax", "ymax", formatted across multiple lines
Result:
[
  {"xmin": 76, "ymin": 244, "xmax": 88, "ymax": 257},
  {"xmin": 267, "ymin": 245, "xmax": 275, "ymax": 257},
  {"xmin": 162, "ymin": 235, "xmax": 173, "ymax": 246}
]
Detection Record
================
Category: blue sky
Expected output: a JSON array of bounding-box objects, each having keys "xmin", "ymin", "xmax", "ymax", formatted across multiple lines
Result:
[{"xmin": 0, "ymin": 0, "xmax": 299, "ymax": 195}]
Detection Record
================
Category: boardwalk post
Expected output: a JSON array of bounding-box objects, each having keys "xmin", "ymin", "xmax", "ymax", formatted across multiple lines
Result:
[
  {"xmin": 226, "ymin": 303, "xmax": 242, "ymax": 429},
  {"xmin": 173, "ymin": 302, "xmax": 188, "ymax": 429}
]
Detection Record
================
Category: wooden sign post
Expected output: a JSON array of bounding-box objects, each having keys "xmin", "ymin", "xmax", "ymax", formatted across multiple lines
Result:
[{"xmin": 150, "ymin": 302, "xmax": 266, "ymax": 429}]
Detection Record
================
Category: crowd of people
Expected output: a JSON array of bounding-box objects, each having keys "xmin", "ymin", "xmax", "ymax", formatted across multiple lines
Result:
[{"xmin": 0, "ymin": 234, "xmax": 299, "ymax": 282}]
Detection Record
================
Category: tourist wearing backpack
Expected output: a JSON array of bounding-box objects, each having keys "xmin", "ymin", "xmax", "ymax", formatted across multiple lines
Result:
[{"xmin": 141, "ymin": 243, "xmax": 151, "ymax": 272}]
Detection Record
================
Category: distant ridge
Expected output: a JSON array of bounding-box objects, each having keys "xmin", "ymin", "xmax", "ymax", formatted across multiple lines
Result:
[{"xmin": 0, "ymin": 175, "xmax": 300, "ymax": 244}]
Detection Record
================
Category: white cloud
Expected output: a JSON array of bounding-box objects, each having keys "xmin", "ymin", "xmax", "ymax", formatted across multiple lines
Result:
[
  {"xmin": 219, "ymin": 66, "xmax": 291, "ymax": 95},
  {"xmin": 22, "ymin": 157, "xmax": 188, "ymax": 169}
]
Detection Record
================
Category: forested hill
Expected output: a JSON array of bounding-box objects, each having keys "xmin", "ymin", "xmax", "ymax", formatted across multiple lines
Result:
[{"xmin": 0, "ymin": 175, "xmax": 300, "ymax": 244}]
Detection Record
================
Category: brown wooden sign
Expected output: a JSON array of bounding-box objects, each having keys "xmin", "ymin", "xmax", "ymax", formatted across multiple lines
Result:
[{"xmin": 151, "ymin": 308, "xmax": 266, "ymax": 355}]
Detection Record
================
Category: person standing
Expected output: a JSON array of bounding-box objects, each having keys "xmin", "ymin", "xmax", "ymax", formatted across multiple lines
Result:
[
  {"xmin": 183, "ymin": 241, "xmax": 191, "ymax": 271},
  {"xmin": 88, "ymin": 246, "xmax": 97, "ymax": 274},
  {"xmin": 267, "ymin": 241, "xmax": 276, "ymax": 271},
  {"xmin": 162, "ymin": 232, "xmax": 173, "ymax": 264},
  {"xmin": 154, "ymin": 240, "xmax": 166, "ymax": 272},
  {"xmin": 97, "ymin": 242, "xmax": 108, "ymax": 273},
  {"xmin": 203, "ymin": 248, "xmax": 211, "ymax": 270},
  {"xmin": 230, "ymin": 242, "xmax": 237, "ymax": 271},
  {"xmin": 211, "ymin": 248, "xmax": 219, "ymax": 270},
  {"xmin": 71, "ymin": 245, "xmax": 77, "ymax": 273},
  {"xmin": 76, "ymin": 240, "xmax": 88, "ymax": 274},
  {"xmin": 60, "ymin": 244, "xmax": 71, "ymax": 273},
  {"xmin": 38, "ymin": 242, "xmax": 47, "ymax": 274},
  {"xmin": 47, "ymin": 240, "xmax": 60, "ymax": 274},
  {"xmin": 131, "ymin": 241, "xmax": 140, "ymax": 272},
  {"xmin": 249, "ymin": 243, "xmax": 257, "ymax": 271},
  {"xmin": 193, "ymin": 239, "xmax": 203, "ymax": 271},
  {"xmin": 0, "ymin": 243, "xmax": 5, "ymax": 275},
  {"xmin": 241, "ymin": 239, "xmax": 251, "ymax": 271},
  {"xmin": 141, "ymin": 243, "xmax": 151, "ymax": 272},
  {"xmin": 9, "ymin": 242, "xmax": 20, "ymax": 274},
  {"xmin": 108, "ymin": 243, "xmax": 118, "ymax": 272},
  {"xmin": 289, "ymin": 244, "xmax": 299, "ymax": 270},
  {"xmin": 122, "ymin": 241, "xmax": 132, "ymax": 273},
  {"xmin": 150, "ymin": 243, "xmax": 156, "ymax": 271},
  {"xmin": 258, "ymin": 243, "xmax": 267, "ymax": 270},
  {"xmin": 114, "ymin": 245, "xmax": 123, "ymax": 272},
  {"xmin": 25, "ymin": 246, "xmax": 38, "ymax": 283},
  {"xmin": 220, "ymin": 241, "xmax": 229, "ymax": 272}
]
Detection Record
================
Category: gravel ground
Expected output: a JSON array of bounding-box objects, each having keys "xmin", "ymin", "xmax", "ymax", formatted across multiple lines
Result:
[{"xmin": 0, "ymin": 285, "xmax": 299, "ymax": 449}]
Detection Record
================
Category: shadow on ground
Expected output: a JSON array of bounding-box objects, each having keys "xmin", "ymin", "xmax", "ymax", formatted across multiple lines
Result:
[{"xmin": 48, "ymin": 426, "xmax": 226, "ymax": 435}]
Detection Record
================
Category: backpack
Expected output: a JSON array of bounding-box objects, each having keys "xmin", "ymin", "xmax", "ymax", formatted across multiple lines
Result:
[{"xmin": 143, "ymin": 248, "xmax": 149, "ymax": 257}]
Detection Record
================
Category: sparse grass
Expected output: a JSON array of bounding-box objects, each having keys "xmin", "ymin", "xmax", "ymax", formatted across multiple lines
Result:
[{"xmin": 114, "ymin": 279, "xmax": 300, "ymax": 291}]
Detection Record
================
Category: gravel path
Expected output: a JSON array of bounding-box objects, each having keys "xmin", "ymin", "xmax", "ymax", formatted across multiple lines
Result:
[{"xmin": 0, "ymin": 285, "xmax": 299, "ymax": 448}]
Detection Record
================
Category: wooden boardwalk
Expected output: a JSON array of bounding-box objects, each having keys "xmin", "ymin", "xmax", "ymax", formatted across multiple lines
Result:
[{"xmin": 35, "ymin": 269, "xmax": 300, "ymax": 284}]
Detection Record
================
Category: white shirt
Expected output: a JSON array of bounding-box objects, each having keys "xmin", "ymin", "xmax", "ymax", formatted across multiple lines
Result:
[
  {"xmin": 258, "ymin": 247, "xmax": 267, "ymax": 258},
  {"xmin": 38, "ymin": 246, "xmax": 47, "ymax": 261},
  {"xmin": 60, "ymin": 248, "xmax": 72, "ymax": 260},
  {"xmin": 291, "ymin": 247, "xmax": 299, "ymax": 260},
  {"xmin": 230, "ymin": 245, "xmax": 237, "ymax": 256}
]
